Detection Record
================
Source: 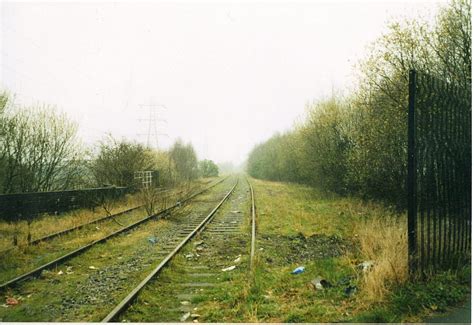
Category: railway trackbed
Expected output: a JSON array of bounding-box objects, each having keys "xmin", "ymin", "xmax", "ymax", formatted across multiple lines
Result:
[
  {"xmin": 103, "ymin": 175, "xmax": 257, "ymax": 323},
  {"xmin": 0, "ymin": 176, "xmax": 250, "ymax": 322},
  {"xmin": 0, "ymin": 175, "xmax": 257, "ymax": 322},
  {"xmin": 0, "ymin": 176, "xmax": 228, "ymax": 291},
  {"xmin": 0, "ymin": 178, "xmax": 218, "ymax": 257}
]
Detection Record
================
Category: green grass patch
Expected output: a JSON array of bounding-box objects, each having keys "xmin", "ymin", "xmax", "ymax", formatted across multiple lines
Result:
[{"xmin": 205, "ymin": 177, "xmax": 470, "ymax": 323}]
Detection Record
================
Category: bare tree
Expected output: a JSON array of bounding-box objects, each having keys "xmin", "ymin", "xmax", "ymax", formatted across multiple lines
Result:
[
  {"xmin": 0, "ymin": 104, "xmax": 84, "ymax": 193},
  {"xmin": 138, "ymin": 186, "xmax": 163, "ymax": 216}
]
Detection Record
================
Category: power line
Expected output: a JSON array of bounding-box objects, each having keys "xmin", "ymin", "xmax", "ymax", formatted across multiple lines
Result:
[{"xmin": 137, "ymin": 101, "xmax": 168, "ymax": 149}]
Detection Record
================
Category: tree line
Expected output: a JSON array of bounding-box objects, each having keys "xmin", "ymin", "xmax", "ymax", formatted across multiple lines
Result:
[
  {"xmin": 247, "ymin": 0, "xmax": 471, "ymax": 208},
  {"xmin": 0, "ymin": 94, "xmax": 219, "ymax": 194}
]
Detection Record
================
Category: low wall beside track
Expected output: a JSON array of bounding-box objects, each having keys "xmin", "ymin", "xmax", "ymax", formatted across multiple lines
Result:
[{"xmin": 0, "ymin": 187, "xmax": 129, "ymax": 221}]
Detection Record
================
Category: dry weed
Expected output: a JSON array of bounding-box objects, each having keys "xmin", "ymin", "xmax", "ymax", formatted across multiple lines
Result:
[{"xmin": 355, "ymin": 214, "xmax": 408, "ymax": 302}]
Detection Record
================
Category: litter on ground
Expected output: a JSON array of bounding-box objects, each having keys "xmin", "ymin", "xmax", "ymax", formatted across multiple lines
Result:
[
  {"xmin": 310, "ymin": 276, "xmax": 332, "ymax": 290},
  {"xmin": 180, "ymin": 312, "xmax": 191, "ymax": 322},
  {"xmin": 344, "ymin": 285, "xmax": 357, "ymax": 296},
  {"xmin": 6, "ymin": 297, "xmax": 19, "ymax": 305},
  {"xmin": 358, "ymin": 261, "xmax": 374, "ymax": 273},
  {"xmin": 222, "ymin": 265, "xmax": 236, "ymax": 272},
  {"xmin": 291, "ymin": 266, "xmax": 305, "ymax": 274}
]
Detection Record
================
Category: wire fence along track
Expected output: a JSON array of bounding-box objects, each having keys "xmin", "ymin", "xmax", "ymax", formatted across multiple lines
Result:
[
  {"xmin": 407, "ymin": 70, "xmax": 471, "ymax": 275},
  {"xmin": 247, "ymin": 177, "xmax": 257, "ymax": 269},
  {"xmin": 101, "ymin": 178, "xmax": 239, "ymax": 322},
  {"xmin": 0, "ymin": 176, "xmax": 229, "ymax": 291}
]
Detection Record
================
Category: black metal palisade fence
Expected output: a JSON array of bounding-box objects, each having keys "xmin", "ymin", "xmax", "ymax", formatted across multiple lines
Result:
[{"xmin": 407, "ymin": 69, "xmax": 471, "ymax": 275}]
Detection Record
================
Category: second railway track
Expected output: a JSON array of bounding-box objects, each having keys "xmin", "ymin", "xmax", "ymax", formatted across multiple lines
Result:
[
  {"xmin": 0, "ymin": 176, "xmax": 228, "ymax": 291},
  {"xmin": 0, "ymin": 175, "xmax": 257, "ymax": 322},
  {"xmin": 0, "ymin": 176, "xmax": 243, "ymax": 322}
]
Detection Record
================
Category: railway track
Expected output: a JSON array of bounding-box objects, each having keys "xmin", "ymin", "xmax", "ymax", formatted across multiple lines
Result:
[
  {"xmin": 248, "ymin": 177, "xmax": 257, "ymax": 269},
  {"xmin": 1, "ymin": 178, "xmax": 217, "ymax": 253},
  {"xmin": 0, "ymin": 204, "xmax": 143, "ymax": 257},
  {"xmin": 0, "ymin": 176, "xmax": 228, "ymax": 291},
  {"xmin": 101, "ymin": 175, "xmax": 257, "ymax": 322}
]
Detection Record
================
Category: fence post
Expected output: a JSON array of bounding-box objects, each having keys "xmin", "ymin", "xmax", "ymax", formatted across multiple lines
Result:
[{"xmin": 407, "ymin": 69, "xmax": 417, "ymax": 274}]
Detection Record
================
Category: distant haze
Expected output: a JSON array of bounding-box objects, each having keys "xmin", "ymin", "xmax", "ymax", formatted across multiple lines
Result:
[{"xmin": 1, "ymin": 0, "xmax": 446, "ymax": 165}]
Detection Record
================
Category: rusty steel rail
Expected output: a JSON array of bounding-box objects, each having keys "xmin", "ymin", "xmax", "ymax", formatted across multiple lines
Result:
[
  {"xmin": 247, "ymin": 177, "xmax": 257, "ymax": 269},
  {"xmin": 0, "ymin": 176, "xmax": 229, "ymax": 291},
  {"xmin": 0, "ymin": 178, "xmax": 225, "ymax": 256},
  {"xmin": 29, "ymin": 205, "xmax": 143, "ymax": 246},
  {"xmin": 101, "ymin": 178, "xmax": 239, "ymax": 322},
  {"xmin": 0, "ymin": 205, "xmax": 143, "ymax": 257}
]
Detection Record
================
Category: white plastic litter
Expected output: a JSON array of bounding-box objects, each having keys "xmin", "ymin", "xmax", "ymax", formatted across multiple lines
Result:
[
  {"xmin": 180, "ymin": 312, "xmax": 191, "ymax": 322},
  {"xmin": 358, "ymin": 261, "xmax": 375, "ymax": 273}
]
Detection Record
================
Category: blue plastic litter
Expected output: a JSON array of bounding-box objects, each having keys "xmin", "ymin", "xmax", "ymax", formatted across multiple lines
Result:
[
  {"xmin": 148, "ymin": 236, "xmax": 158, "ymax": 244},
  {"xmin": 291, "ymin": 266, "xmax": 305, "ymax": 274}
]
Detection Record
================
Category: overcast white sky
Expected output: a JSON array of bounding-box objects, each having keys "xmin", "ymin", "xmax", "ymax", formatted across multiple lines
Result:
[{"xmin": 1, "ymin": 0, "xmax": 447, "ymax": 165}]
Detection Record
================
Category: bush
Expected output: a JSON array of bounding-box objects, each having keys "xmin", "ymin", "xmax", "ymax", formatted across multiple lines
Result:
[
  {"xmin": 247, "ymin": 0, "xmax": 471, "ymax": 208},
  {"xmin": 90, "ymin": 136, "xmax": 154, "ymax": 187},
  {"xmin": 199, "ymin": 159, "xmax": 219, "ymax": 177},
  {"xmin": 169, "ymin": 140, "xmax": 198, "ymax": 183}
]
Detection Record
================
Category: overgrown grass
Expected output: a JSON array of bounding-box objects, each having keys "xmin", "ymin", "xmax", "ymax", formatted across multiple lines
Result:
[
  {"xmin": 0, "ymin": 178, "xmax": 219, "ymax": 284},
  {"xmin": 0, "ymin": 193, "xmax": 142, "ymax": 250},
  {"xmin": 196, "ymin": 177, "xmax": 470, "ymax": 322},
  {"xmin": 0, "ymin": 178, "xmax": 215, "ymax": 250},
  {"xmin": 1, "ymin": 176, "xmax": 468, "ymax": 322},
  {"xmin": 0, "ymin": 177, "xmax": 232, "ymax": 321},
  {"xmin": 0, "ymin": 207, "xmax": 147, "ymax": 283},
  {"xmin": 355, "ymin": 215, "xmax": 408, "ymax": 304},
  {"xmin": 355, "ymin": 267, "xmax": 471, "ymax": 323}
]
